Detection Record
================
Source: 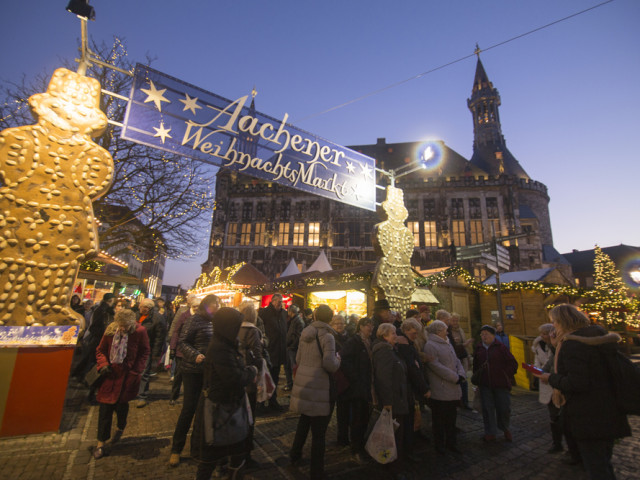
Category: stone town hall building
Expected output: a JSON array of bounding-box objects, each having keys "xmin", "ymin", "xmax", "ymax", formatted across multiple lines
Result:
[{"xmin": 202, "ymin": 58, "xmax": 564, "ymax": 280}]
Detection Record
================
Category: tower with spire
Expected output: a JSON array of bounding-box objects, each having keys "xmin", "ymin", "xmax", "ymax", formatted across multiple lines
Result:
[{"xmin": 467, "ymin": 54, "xmax": 529, "ymax": 179}]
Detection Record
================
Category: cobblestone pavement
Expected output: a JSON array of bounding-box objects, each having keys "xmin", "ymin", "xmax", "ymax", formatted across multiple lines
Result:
[{"xmin": 1, "ymin": 371, "xmax": 638, "ymax": 480}]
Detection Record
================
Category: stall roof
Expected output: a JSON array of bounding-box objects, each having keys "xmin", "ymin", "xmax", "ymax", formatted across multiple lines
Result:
[
  {"xmin": 411, "ymin": 288, "xmax": 439, "ymax": 305},
  {"xmin": 280, "ymin": 258, "xmax": 301, "ymax": 278},
  {"xmin": 308, "ymin": 250, "xmax": 333, "ymax": 273},
  {"xmin": 230, "ymin": 263, "xmax": 269, "ymax": 286}
]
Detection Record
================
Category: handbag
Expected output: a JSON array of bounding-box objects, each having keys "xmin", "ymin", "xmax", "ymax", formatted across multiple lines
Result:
[
  {"xmin": 203, "ymin": 391, "xmax": 251, "ymax": 447},
  {"xmin": 365, "ymin": 408, "xmax": 398, "ymax": 464},
  {"xmin": 84, "ymin": 364, "xmax": 107, "ymax": 388}
]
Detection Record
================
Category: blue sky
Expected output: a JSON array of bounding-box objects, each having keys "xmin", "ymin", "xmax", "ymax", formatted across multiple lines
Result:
[{"xmin": 1, "ymin": 0, "xmax": 638, "ymax": 288}]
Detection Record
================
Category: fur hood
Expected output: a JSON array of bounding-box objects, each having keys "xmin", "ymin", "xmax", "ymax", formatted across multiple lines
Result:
[{"xmin": 564, "ymin": 325, "xmax": 621, "ymax": 346}]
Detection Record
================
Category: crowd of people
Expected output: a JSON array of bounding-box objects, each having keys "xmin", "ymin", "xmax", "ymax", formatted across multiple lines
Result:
[{"xmin": 69, "ymin": 293, "xmax": 632, "ymax": 480}]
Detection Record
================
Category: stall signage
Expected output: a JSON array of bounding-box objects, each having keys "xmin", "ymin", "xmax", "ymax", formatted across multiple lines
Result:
[{"xmin": 122, "ymin": 65, "xmax": 377, "ymax": 211}]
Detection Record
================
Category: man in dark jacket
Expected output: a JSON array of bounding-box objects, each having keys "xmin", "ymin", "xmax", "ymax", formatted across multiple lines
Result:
[
  {"xmin": 284, "ymin": 304, "xmax": 305, "ymax": 391},
  {"xmin": 259, "ymin": 293, "xmax": 288, "ymax": 411},
  {"xmin": 136, "ymin": 298, "xmax": 168, "ymax": 408}
]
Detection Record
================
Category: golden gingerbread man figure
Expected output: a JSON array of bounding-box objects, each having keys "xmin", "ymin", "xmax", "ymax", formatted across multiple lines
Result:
[
  {"xmin": 372, "ymin": 186, "xmax": 415, "ymax": 314},
  {"xmin": 0, "ymin": 68, "xmax": 113, "ymax": 326}
]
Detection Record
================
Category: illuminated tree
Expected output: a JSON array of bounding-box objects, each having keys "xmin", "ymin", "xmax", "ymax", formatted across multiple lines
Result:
[
  {"xmin": 0, "ymin": 39, "xmax": 216, "ymax": 260},
  {"xmin": 583, "ymin": 245, "xmax": 639, "ymax": 329}
]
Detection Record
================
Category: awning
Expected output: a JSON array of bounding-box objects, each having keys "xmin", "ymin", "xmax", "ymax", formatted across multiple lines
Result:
[{"xmin": 411, "ymin": 288, "xmax": 439, "ymax": 305}]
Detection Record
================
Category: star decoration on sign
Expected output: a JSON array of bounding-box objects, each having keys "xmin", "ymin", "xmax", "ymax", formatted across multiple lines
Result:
[
  {"xmin": 346, "ymin": 161, "xmax": 355, "ymax": 174},
  {"xmin": 179, "ymin": 93, "xmax": 202, "ymax": 115},
  {"xmin": 153, "ymin": 122, "xmax": 172, "ymax": 143},
  {"xmin": 141, "ymin": 80, "xmax": 170, "ymax": 112},
  {"xmin": 360, "ymin": 162, "xmax": 373, "ymax": 179}
]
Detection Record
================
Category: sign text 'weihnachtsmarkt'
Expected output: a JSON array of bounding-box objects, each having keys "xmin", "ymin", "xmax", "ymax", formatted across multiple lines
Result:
[{"xmin": 122, "ymin": 65, "xmax": 376, "ymax": 211}]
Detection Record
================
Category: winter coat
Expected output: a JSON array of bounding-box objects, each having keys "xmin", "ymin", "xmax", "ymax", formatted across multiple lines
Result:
[
  {"xmin": 340, "ymin": 333, "xmax": 373, "ymax": 402},
  {"xmin": 473, "ymin": 340, "xmax": 518, "ymax": 390},
  {"xmin": 285, "ymin": 313, "xmax": 305, "ymax": 352},
  {"xmin": 95, "ymin": 324, "xmax": 150, "ymax": 404},
  {"xmin": 178, "ymin": 313, "xmax": 213, "ymax": 374},
  {"xmin": 260, "ymin": 304, "xmax": 287, "ymax": 366},
  {"xmin": 372, "ymin": 340, "xmax": 409, "ymax": 415},
  {"xmin": 397, "ymin": 333, "xmax": 429, "ymax": 402},
  {"xmin": 87, "ymin": 301, "xmax": 114, "ymax": 344},
  {"xmin": 190, "ymin": 307, "xmax": 257, "ymax": 463},
  {"xmin": 532, "ymin": 336, "xmax": 553, "ymax": 404},
  {"xmin": 169, "ymin": 309, "xmax": 192, "ymax": 359},
  {"xmin": 290, "ymin": 321, "xmax": 341, "ymax": 417},
  {"xmin": 138, "ymin": 308, "xmax": 167, "ymax": 358},
  {"xmin": 548, "ymin": 325, "xmax": 631, "ymax": 441},
  {"xmin": 424, "ymin": 333, "xmax": 465, "ymax": 401},
  {"xmin": 238, "ymin": 322, "xmax": 265, "ymax": 394}
]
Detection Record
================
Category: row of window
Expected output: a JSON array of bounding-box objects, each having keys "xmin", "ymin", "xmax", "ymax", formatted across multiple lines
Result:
[
  {"xmin": 225, "ymin": 217, "xmax": 507, "ymax": 248},
  {"xmin": 227, "ymin": 197, "xmax": 503, "ymax": 222}
]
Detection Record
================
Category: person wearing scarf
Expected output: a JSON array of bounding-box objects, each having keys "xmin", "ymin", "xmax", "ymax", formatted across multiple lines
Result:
[
  {"xmin": 534, "ymin": 304, "xmax": 630, "ymax": 480},
  {"xmin": 93, "ymin": 309, "xmax": 150, "ymax": 459}
]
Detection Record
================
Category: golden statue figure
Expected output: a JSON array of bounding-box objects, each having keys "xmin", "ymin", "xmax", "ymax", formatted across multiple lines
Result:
[
  {"xmin": 372, "ymin": 185, "xmax": 415, "ymax": 314},
  {"xmin": 0, "ymin": 68, "xmax": 114, "ymax": 326}
]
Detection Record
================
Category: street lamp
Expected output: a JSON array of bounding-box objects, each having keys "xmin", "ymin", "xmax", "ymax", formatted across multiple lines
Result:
[{"xmin": 66, "ymin": 0, "xmax": 95, "ymax": 20}]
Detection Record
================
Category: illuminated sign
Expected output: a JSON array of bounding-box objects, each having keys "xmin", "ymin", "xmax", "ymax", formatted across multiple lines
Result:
[{"xmin": 121, "ymin": 65, "xmax": 376, "ymax": 211}]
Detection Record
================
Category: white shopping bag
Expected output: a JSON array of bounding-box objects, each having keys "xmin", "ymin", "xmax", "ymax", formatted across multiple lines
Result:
[{"xmin": 364, "ymin": 408, "xmax": 397, "ymax": 464}]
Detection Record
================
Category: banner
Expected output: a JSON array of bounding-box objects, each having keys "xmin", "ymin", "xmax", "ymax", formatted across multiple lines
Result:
[{"xmin": 121, "ymin": 65, "xmax": 377, "ymax": 211}]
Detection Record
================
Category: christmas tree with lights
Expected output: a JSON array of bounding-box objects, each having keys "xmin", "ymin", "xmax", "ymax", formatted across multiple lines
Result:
[{"xmin": 584, "ymin": 245, "xmax": 639, "ymax": 329}]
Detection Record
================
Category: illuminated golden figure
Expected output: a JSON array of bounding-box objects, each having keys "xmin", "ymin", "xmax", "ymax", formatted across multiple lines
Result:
[
  {"xmin": 0, "ymin": 68, "xmax": 113, "ymax": 326},
  {"xmin": 372, "ymin": 186, "xmax": 415, "ymax": 314}
]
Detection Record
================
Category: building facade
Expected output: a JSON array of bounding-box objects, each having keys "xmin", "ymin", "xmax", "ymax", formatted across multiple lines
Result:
[{"xmin": 203, "ymin": 58, "xmax": 564, "ymax": 281}]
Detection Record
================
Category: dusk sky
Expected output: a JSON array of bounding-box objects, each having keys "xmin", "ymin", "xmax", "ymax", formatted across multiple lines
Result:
[{"xmin": 1, "ymin": 0, "xmax": 638, "ymax": 288}]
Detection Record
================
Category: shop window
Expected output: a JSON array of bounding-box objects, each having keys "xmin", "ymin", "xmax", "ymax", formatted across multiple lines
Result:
[
  {"xmin": 254, "ymin": 222, "xmax": 267, "ymax": 246},
  {"xmin": 293, "ymin": 222, "xmax": 305, "ymax": 246},
  {"xmin": 407, "ymin": 221, "xmax": 420, "ymax": 247},
  {"xmin": 277, "ymin": 222, "xmax": 290, "ymax": 246},
  {"xmin": 308, "ymin": 222, "xmax": 320, "ymax": 246},
  {"xmin": 451, "ymin": 220, "xmax": 466, "ymax": 247},
  {"xmin": 470, "ymin": 219, "xmax": 483, "ymax": 244},
  {"xmin": 423, "ymin": 221, "xmax": 437, "ymax": 247},
  {"xmin": 240, "ymin": 223, "xmax": 251, "ymax": 245},
  {"xmin": 226, "ymin": 223, "xmax": 238, "ymax": 246}
]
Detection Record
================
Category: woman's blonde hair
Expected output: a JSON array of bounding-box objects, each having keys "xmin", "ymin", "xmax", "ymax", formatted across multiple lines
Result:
[
  {"xmin": 549, "ymin": 304, "xmax": 589, "ymax": 333},
  {"xmin": 106, "ymin": 309, "xmax": 137, "ymax": 335},
  {"xmin": 376, "ymin": 323, "xmax": 396, "ymax": 339},
  {"xmin": 238, "ymin": 300, "xmax": 257, "ymax": 324}
]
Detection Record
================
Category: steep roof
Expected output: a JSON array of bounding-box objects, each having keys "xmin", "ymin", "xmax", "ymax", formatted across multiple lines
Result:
[
  {"xmin": 562, "ymin": 244, "xmax": 640, "ymax": 274},
  {"xmin": 308, "ymin": 250, "xmax": 332, "ymax": 273},
  {"xmin": 279, "ymin": 258, "xmax": 301, "ymax": 278}
]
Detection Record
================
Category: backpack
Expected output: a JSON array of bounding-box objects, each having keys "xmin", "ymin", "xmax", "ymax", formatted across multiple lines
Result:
[{"xmin": 601, "ymin": 348, "xmax": 640, "ymax": 416}]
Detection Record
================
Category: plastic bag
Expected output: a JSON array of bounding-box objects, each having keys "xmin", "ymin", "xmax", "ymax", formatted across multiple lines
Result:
[
  {"xmin": 365, "ymin": 408, "xmax": 397, "ymax": 464},
  {"xmin": 256, "ymin": 358, "xmax": 276, "ymax": 403}
]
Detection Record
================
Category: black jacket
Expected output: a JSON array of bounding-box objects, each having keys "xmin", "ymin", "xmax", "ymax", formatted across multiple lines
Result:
[
  {"xmin": 285, "ymin": 313, "xmax": 305, "ymax": 352},
  {"xmin": 372, "ymin": 340, "xmax": 409, "ymax": 415},
  {"xmin": 396, "ymin": 333, "xmax": 429, "ymax": 402},
  {"xmin": 549, "ymin": 325, "xmax": 631, "ymax": 441},
  {"xmin": 260, "ymin": 304, "xmax": 287, "ymax": 366},
  {"xmin": 87, "ymin": 301, "xmax": 114, "ymax": 345},
  {"xmin": 139, "ymin": 308, "xmax": 168, "ymax": 358},
  {"xmin": 178, "ymin": 313, "xmax": 213, "ymax": 374},
  {"xmin": 340, "ymin": 334, "xmax": 373, "ymax": 402}
]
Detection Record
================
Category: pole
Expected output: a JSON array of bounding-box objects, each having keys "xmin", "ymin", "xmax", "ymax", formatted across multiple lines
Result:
[{"xmin": 491, "ymin": 226, "xmax": 504, "ymax": 326}]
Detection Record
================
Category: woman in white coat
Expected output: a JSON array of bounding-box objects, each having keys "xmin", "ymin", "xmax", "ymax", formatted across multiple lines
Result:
[
  {"xmin": 532, "ymin": 323, "xmax": 564, "ymax": 453},
  {"xmin": 289, "ymin": 304, "xmax": 341, "ymax": 480},
  {"xmin": 423, "ymin": 320, "xmax": 466, "ymax": 453}
]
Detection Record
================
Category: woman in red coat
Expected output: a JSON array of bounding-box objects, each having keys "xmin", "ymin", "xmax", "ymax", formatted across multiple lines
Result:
[{"xmin": 93, "ymin": 309, "xmax": 150, "ymax": 459}]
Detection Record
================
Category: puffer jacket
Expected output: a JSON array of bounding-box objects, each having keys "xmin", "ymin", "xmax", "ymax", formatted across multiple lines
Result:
[
  {"xmin": 424, "ymin": 333, "xmax": 465, "ymax": 401},
  {"xmin": 178, "ymin": 312, "xmax": 213, "ymax": 374},
  {"xmin": 372, "ymin": 339, "xmax": 409, "ymax": 415},
  {"xmin": 473, "ymin": 339, "xmax": 518, "ymax": 390},
  {"xmin": 549, "ymin": 325, "xmax": 631, "ymax": 440},
  {"xmin": 290, "ymin": 321, "xmax": 341, "ymax": 417}
]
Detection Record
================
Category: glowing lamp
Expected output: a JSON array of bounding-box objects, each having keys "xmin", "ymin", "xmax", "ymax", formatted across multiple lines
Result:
[{"xmin": 66, "ymin": 0, "xmax": 95, "ymax": 20}]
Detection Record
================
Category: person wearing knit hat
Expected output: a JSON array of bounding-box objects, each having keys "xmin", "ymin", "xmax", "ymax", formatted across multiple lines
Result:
[{"xmin": 473, "ymin": 323, "xmax": 518, "ymax": 443}]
